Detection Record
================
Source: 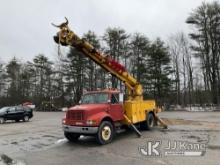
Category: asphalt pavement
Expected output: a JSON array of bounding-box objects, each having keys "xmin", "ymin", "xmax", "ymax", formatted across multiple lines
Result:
[{"xmin": 0, "ymin": 111, "xmax": 220, "ymax": 165}]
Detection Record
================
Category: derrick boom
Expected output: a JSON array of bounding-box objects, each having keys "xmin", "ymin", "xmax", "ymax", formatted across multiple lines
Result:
[{"xmin": 52, "ymin": 19, "xmax": 143, "ymax": 100}]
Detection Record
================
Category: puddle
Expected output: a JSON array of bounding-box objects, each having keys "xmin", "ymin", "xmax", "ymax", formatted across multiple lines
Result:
[
  {"xmin": 31, "ymin": 144, "xmax": 43, "ymax": 149},
  {"xmin": 11, "ymin": 142, "xmax": 18, "ymax": 145},
  {"xmin": 55, "ymin": 138, "xmax": 67, "ymax": 144},
  {"xmin": 28, "ymin": 137, "xmax": 39, "ymax": 140},
  {"xmin": 1, "ymin": 154, "xmax": 13, "ymax": 164},
  {"xmin": 183, "ymin": 135, "xmax": 201, "ymax": 141},
  {"xmin": 20, "ymin": 139, "xmax": 28, "ymax": 143},
  {"xmin": 208, "ymin": 145, "xmax": 220, "ymax": 150},
  {"xmin": 0, "ymin": 154, "xmax": 26, "ymax": 165},
  {"xmin": 161, "ymin": 128, "xmax": 220, "ymax": 133},
  {"xmin": 162, "ymin": 118, "xmax": 202, "ymax": 125},
  {"xmin": 42, "ymin": 135, "xmax": 57, "ymax": 138}
]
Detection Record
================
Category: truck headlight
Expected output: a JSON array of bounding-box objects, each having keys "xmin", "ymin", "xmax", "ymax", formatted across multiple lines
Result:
[{"xmin": 86, "ymin": 120, "xmax": 96, "ymax": 125}]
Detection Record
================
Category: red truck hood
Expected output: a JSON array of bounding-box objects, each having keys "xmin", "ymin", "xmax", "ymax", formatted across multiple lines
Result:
[
  {"xmin": 68, "ymin": 104, "xmax": 110, "ymax": 119},
  {"xmin": 65, "ymin": 104, "xmax": 110, "ymax": 125},
  {"xmin": 69, "ymin": 104, "xmax": 109, "ymax": 112}
]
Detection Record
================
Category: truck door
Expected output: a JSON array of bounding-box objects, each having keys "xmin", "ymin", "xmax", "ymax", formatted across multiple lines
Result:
[{"xmin": 109, "ymin": 93, "xmax": 124, "ymax": 121}]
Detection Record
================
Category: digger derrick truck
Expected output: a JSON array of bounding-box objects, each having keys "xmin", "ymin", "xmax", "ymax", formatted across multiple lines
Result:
[{"xmin": 52, "ymin": 18, "xmax": 167, "ymax": 145}]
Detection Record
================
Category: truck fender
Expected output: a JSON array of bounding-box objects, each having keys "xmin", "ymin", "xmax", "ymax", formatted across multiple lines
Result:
[{"xmin": 87, "ymin": 112, "xmax": 113, "ymax": 126}]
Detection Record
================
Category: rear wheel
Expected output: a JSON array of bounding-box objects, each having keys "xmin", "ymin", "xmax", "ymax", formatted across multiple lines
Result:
[
  {"xmin": 140, "ymin": 112, "xmax": 155, "ymax": 130},
  {"xmin": 64, "ymin": 132, "xmax": 80, "ymax": 142},
  {"xmin": 0, "ymin": 117, "xmax": 5, "ymax": 124},
  {"xmin": 96, "ymin": 121, "xmax": 114, "ymax": 145}
]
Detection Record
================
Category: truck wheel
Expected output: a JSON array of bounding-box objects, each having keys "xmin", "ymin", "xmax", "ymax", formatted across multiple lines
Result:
[
  {"xmin": 140, "ymin": 112, "xmax": 154, "ymax": 130},
  {"xmin": 64, "ymin": 132, "xmax": 80, "ymax": 142},
  {"xmin": 96, "ymin": 121, "xmax": 114, "ymax": 145}
]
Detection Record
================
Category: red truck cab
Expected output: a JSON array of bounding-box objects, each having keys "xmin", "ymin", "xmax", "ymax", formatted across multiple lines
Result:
[{"xmin": 62, "ymin": 89, "xmax": 124, "ymax": 144}]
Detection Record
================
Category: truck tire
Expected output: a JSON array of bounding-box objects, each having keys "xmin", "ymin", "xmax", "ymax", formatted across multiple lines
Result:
[
  {"xmin": 64, "ymin": 132, "xmax": 80, "ymax": 142},
  {"xmin": 140, "ymin": 112, "xmax": 154, "ymax": 130},
  {"xmin": 96, "ymin": 121, "xmax": 114, "ymax": 145}
]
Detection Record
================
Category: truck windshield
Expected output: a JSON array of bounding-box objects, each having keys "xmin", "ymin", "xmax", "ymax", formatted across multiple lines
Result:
[{"xmin": 81, "ymin": 93, "xmax": 109, "ymax": 104}]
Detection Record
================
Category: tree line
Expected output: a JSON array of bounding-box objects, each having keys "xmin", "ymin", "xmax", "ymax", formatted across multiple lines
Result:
[{"xmin": 0, "ymin": 1, "xmax": 219, "ymax": 108}]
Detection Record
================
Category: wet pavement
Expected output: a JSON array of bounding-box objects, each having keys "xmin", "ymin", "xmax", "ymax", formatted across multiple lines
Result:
[{"xmin": 0, "ymin": 111, "xmax": 220, "ymax": 165}]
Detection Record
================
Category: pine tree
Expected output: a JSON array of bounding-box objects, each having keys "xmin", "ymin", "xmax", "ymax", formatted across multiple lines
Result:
[
  {"xmin": 83, "ymin": 31, "xmax": 101, "ymax": 90},
  {"xmin": 6, "ymin": 58, "xmax": 21, "ymax": 104},
  {"xmin": 130, "ymin": 33, "xmax": 150, "ymax": 84},
  {"xmin": 103, "ymin": 27, "xmax": 129, "ymax": 89},
  {"xmin": 146, "ymin": 39, "xmax": 173, "ymax": 103},
  {"xmin": 32, "ymin": 54, "xmax": 53, "ymax": 104}
]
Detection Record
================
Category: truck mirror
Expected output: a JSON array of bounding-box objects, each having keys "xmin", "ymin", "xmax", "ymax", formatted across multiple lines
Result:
[{"xmin": 119, "ymin": 93, "xmax": 124, "ymax": 103}]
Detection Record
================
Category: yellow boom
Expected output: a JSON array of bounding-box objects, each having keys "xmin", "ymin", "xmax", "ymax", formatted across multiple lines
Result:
[{"xmin": 52, "ymin": 18, "xmax": 142, "ymax": 101}]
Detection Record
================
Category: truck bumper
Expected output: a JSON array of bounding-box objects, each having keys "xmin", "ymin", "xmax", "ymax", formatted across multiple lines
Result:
[{"xmin": 63, "ymin": 125, "xmax": 98, "ymax": 134}]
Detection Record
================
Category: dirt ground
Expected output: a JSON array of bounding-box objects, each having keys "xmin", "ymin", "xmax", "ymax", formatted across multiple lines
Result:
[{"xmin": 0, "ymin": 111, "xmax": 220, "ymax": 165}]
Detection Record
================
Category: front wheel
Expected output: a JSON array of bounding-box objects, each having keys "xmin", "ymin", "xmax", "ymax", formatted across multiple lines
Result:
[
  {"xmin": 64, "ymin": 132, "xmax": 80, "ymax": 142},
  {"xmin": 140, "ymin": 112, "xmax": 155, "ymax": 130},
  {"xmin": 96, "ymin": 121, "xmax": 114, "ymax": 145}
]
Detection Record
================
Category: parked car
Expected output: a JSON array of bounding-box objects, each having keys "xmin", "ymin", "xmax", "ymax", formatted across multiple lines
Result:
[{"xmin": 0, "ymin": 106, "xmax": 33, "ymax": 124}]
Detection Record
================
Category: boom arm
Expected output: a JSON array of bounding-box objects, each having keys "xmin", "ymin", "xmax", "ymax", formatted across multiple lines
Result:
[{"xmin": 52, "ymin": 18, "xmax": 143, "ymax": 100}]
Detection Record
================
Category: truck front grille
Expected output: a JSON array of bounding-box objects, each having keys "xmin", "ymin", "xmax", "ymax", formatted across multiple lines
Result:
[{"xmin": 67, "ymin": 110, "xmax": 84, "ymax": 121}]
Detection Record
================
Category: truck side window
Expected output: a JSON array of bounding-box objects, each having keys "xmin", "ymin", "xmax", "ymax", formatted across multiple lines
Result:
[{"xmin": 111, "ymin": 94, "xmax": 119, "ymax": 104}]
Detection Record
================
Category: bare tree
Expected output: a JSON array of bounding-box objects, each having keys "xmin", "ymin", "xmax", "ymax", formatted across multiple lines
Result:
[
  {"xmin": 186, "ymin": 1, "xmax": 220, "ymax": 104},
  {"xmin": 169, "ymin": 32, "xmax": 194, "ymax": 106}
]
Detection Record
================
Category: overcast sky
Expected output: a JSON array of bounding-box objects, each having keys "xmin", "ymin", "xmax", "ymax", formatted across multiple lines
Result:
[{"xmin": 0, "ymin": 0, "xmax": 212, "ymax": 62}]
